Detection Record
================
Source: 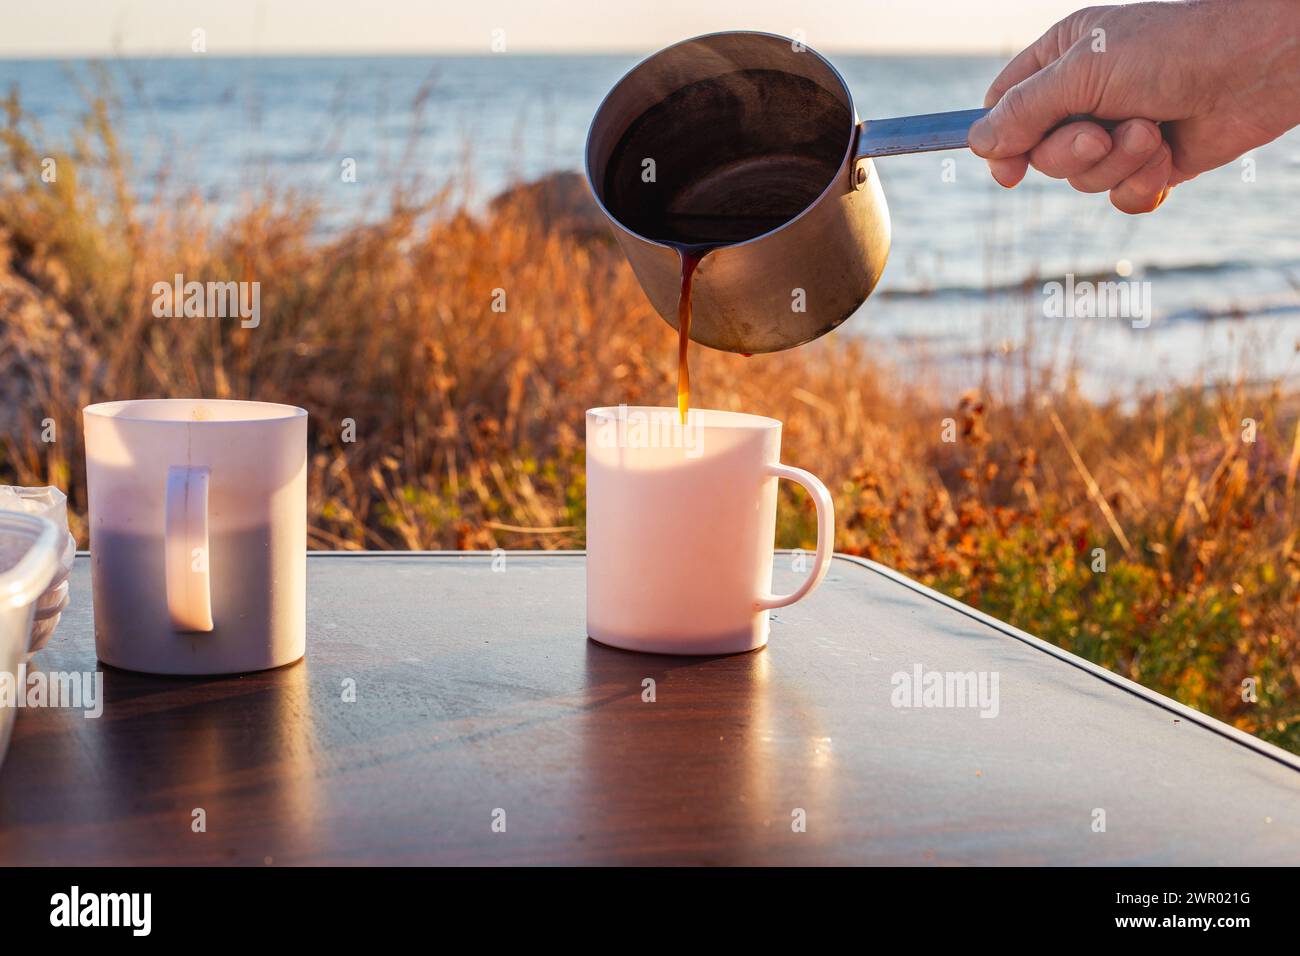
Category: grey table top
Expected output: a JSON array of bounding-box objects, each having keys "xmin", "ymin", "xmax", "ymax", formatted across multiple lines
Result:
[{"xmin": 0, "ymin": 552, "xmax": 1296, "ymax": 865}]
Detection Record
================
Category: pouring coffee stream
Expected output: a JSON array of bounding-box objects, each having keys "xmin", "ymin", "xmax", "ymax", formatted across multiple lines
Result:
[
  {"xmin": 675, "ymin": 248, "xmax": 701, "ymax": 423},
  {"xmin": 586, "ymin": 31, "xmax": 1115, "ymax": 419}
]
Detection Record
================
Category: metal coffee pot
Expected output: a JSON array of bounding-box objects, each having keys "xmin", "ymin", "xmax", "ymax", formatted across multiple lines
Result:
[{"xmin": 585, "ymin": 30, "xmax": 997, "ymax": 354}]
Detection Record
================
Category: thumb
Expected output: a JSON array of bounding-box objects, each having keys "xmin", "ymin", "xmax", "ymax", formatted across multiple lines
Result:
[{"xmin": 969, "ymin": 63, "xmax": 1076, "ymax": 159}]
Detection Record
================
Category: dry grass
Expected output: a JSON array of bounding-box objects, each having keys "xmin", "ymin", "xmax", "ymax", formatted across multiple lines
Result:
[{"xmin": 1, "ymin": 92, "xmax": 1297, "ymax": 750}]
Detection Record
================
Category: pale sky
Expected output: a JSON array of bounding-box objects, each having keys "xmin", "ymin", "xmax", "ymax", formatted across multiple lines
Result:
[{"xmin": 3, "ymin": 0, "xmax": 1100, "ymax": 56}]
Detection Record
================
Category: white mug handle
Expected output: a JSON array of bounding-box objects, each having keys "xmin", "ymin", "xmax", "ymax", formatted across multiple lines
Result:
[
  {"xmin": 756, "ymin": 462, "xmax": 834, "ymax": 611},
  {"xmin": 165, "ymin": 465, "xmax": 214, "ymax": 632}
]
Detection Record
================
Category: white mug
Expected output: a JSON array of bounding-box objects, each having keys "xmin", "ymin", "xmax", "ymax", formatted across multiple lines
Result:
[
  {"xmin": 585, "ymin": 405, "xmax": 834, "ymax": 655},
  {"xmin": 83, "ymin": 399, "xmax": 307, "ymax": 675}
]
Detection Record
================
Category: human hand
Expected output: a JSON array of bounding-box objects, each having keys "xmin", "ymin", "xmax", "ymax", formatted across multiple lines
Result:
[{"xmin": 968, "ymin": 0, "xmax": 1300, "ymax": 213}]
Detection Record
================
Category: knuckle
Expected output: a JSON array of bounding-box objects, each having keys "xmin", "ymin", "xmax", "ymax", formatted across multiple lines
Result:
[
  {"xmin": 1061, "ymin": 5, "xmax": 1115, "ymax": 48},
  {"xmin": 1067, "ymin": 175, "xmax": 1110, "ymax": 194},
  {"xmin": 997, "ymin": 85, "xmax": 1033, "ymax": 127},
  {"xmin": 1057, "ymin": 49, "xmax": 1107, "ymax": 112},
  {"xmin": 1030, "ymin": 143, "xmax": 1073, "ymax": 179}
]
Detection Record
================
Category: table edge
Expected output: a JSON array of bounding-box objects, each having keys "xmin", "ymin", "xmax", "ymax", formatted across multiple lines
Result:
[
  {"xmin": 838, "ymin": 555, "xmax": 1300, "ymax": 775},
  {"xmin": 69, "ymin": 549, "xmax": 1300, "ymax": 774}
]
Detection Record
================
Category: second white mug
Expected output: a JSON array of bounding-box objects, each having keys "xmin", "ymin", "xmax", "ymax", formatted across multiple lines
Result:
[{"xmin": 585, "ymin": 405, "xmax": 833, "ymax": 655}]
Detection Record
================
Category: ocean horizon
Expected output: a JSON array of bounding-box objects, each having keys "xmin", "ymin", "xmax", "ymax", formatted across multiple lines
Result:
[{"xmin": 3, "ymin": 52, "xmax": 1298, "ymax": 395}]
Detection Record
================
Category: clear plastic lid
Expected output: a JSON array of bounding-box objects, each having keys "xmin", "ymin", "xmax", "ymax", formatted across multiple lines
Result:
[
  {"xmin": 0, "ymin": 485, "xmax": 68, "ymax": 526},
  {"xmin": 0, "ymin": 512, "xmax": 61, "ymax": 609}
]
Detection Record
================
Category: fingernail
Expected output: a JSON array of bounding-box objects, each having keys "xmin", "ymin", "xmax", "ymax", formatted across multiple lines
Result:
[
  {"xmin": 1122, "ymin": 123, "xmax": 1157, "ymax": 156},
  {"xmin": 1071, "ymin": 132, "xmax": 1109, "ymax": 163},
  {"xmin": 968, "ymin": 119, "xmax": 997, "ymax": 155}
]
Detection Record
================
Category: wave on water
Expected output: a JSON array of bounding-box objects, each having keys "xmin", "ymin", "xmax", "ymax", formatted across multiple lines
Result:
[
  {"xmin": 1163, "ymin": 299, "xmax": 1300, "ymax": 323},
  {"xmin": 876, "ymin": 256, "xmax": 1300, "ymax": 324},
  {"xmin": 877, "ymin": 257, "xmax": 1300, "ymax": 299}
]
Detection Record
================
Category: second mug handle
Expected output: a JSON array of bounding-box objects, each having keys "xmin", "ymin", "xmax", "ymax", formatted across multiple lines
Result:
[
  {"xmin": 756, "ymin": 462, "xmax": 834, "ymax": 611},
  {"xmin": 164, "ymin": 465, "xmax": 214, "ymax": 633}
]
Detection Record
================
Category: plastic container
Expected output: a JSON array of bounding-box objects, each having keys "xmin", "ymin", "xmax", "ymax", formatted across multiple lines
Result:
[
  {"xmin": 0, "ymin": 512, "xmax": 61, "ymax": 768},
  {"xmin": 0, "ymin": 486, "xmax": 75, "ymax": 657}
]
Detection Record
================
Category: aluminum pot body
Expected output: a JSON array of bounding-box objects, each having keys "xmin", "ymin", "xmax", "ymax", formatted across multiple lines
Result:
[{"xmin": 585, "ymin": 31, "xmax": 890, "ymax": 354}]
